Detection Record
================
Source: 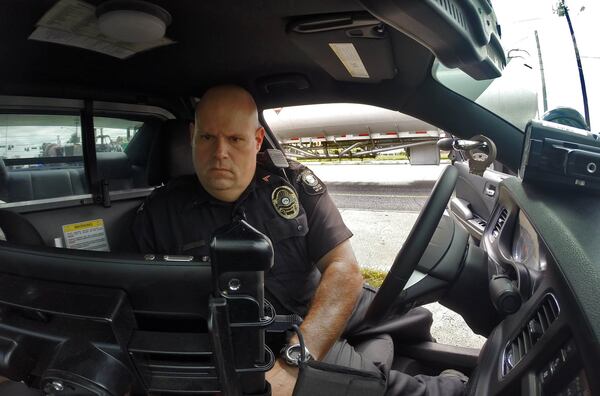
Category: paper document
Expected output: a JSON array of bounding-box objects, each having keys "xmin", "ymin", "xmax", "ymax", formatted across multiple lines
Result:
[{"xmin": 29, "ymin": 0, "xmax": 175, "ymax": 59}]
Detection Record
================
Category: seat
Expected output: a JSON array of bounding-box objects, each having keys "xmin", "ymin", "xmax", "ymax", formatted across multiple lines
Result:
[
  {"xmin": 0, "ymin": 380, "xmax": 40, "ymax": 396},
  {"xmin": 96, "ymin": 151, "xmax": 136, "ymax": 191},
  {"xmin": 0, "ymin": 157, "xmax": 87, "ymax": 203},
  {"xmin": 145, "ymin": 119, "xmax": 194, "ymax": 186},
  {"xmin": 0, "ymin": 209, "xmax": 44, "ymax": 246}
]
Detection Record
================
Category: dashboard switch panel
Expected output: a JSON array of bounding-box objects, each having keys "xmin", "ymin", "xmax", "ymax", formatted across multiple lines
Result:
[{"xmin": 538, "ymin": 340, "xmax": 590, "ymax": 396}]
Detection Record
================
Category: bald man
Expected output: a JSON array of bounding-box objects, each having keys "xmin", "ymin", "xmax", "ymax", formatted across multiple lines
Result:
[
  {"xmin": 133, "ymin": 86, "xmax": 466, "ymax": 396},
  {"xmin": 133, "ymin": 85, "xmax": 364, "ymax": 394}
]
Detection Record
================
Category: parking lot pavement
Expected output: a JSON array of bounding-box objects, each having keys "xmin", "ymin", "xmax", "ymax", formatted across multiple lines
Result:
[
  {"xmin": 308, "ymin": 162, "xmax": 448, "ymax": 185},
  {"xmin": 341, "ymin": 209, "xmax": 420, "ymax": 272}
]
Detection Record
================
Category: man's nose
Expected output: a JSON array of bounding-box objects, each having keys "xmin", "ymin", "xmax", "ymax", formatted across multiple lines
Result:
[{"xmin": 214, "ymin": 137, "xmax": 229, "ymax": 159}]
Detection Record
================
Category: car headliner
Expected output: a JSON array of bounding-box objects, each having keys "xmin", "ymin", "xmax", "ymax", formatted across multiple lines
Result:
[{"xmin": 0, "ymin": 0, "xmax": 524, "ymax": 170}]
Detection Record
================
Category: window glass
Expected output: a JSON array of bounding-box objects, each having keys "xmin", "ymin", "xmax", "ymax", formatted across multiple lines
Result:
[
  {"xmin": 0, "ymin": 114, "xmax": 83, "ymax": 168},
  {"xmin": 94, "ymin": 116, "xmax": 143, "ymax": 153},
  {"xmin": 93, "ymin": 116, "xmax": 147, "ymax": 192},
  {"xmin": 0, "ymin": 114, "xmax": 86, "ymax": 204},
  {"xmin": 263, "ymin": 103, "xmax": 444, "ymax": 162}
]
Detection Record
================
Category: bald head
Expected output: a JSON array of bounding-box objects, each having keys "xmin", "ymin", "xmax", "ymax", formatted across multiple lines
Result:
[
  {"xmin": 195, "ymin": 85, "xmax": 260, "ymax": 130},
  {"xmin": 190, "ymin": 85, "xmax": 265, "ymax": 202}
]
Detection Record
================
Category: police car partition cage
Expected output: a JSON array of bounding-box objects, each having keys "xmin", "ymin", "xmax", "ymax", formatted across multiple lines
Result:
[{"xmin": 0, "ymin": 219, "xmax": 291, "ymax": 395}]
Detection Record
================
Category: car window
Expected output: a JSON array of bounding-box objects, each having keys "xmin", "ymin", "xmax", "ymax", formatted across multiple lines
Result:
[
  {"xmin": 93, "ymin": 116, "xmax": 149, "ymax": 192},
  {"xmin": 0, "ymin": 113, "xmax": 83, "ymax": 167},
  {"xmin": 93, "ymin": 116, "xmax": 143, "ymax": 154},
  {"xmin": 0, "ymin": 114, "xmax": 150, "ymax": 206},
  {"xmin": 263, "ymin": 103, "xmax": 444, "ymax": 163},
  {"xmin": 0, "ymin": 113, "xmax": 87, "ymax": 205}
]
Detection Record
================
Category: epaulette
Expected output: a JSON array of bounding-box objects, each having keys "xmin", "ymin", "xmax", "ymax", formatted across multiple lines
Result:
[{"xmin": 288, "ymin": 160, "xmax": 326, "ymax": 196}]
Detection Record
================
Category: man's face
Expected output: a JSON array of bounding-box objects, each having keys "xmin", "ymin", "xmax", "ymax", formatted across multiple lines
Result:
[{"xmin": 191, "ymin": 109, "xmax": 264, "ymax": 202}]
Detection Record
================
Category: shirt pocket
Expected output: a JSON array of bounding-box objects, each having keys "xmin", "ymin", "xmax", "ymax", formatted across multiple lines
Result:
[{"xmin": 265, "ymin": 213, "xmax": 309, "ymax": 245}]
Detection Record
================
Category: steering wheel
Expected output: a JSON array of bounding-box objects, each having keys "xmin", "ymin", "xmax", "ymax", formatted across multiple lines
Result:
[{"xmin": 363, "ymin": 165, "xmax": 459, "ymax": 323}]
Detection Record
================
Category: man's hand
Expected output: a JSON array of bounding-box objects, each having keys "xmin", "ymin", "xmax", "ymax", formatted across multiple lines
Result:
[{"xmin": 266, "ymin": 359, "xmax": 298, "ymax": 396}]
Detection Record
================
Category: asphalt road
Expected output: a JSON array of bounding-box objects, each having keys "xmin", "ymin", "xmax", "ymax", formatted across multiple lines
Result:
[
  {"xmin": 304, "ymin": 162, "xmax": 487, "ymax": 349},
  {"xmin": 309, "ymin": 162, "xmax": 444, "ymax": 211},
  {"xmin": 327, "ymin": 181, "xmax": 434, "ymax": 212}
]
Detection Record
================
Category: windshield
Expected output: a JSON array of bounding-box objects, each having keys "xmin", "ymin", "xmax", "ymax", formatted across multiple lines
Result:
[{"xmin": 434, "ymin": 0, "xmax": 599, "ymax": 131}]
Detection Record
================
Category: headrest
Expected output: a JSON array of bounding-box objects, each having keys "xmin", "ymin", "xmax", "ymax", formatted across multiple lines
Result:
[
  {"xmin": 96, "ymin": 152, "xmax": 133, "ymax": 180},
  {"xmin": 0, "ymin": 158, "xmax": 8, "ymax": 201},
  {"xmin": 147, "ymin": 119, "xmax": 195, "ymax": 186},
  {"xmin": 0, "ymin": 209, "xmax": 45, "ymax": 246},
  {"xmin": 0, "ymin": 157, "xmax": 7, "ymax": 180}
]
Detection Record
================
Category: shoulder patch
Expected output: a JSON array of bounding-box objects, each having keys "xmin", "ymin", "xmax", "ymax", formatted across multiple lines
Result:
[
  {"xmin": 298, "ymin": 169, "xmax": 326, "ymax": 195},
  {"xmin": 271, "ymin": 186, "xmax": 300, "ymax": 219}
]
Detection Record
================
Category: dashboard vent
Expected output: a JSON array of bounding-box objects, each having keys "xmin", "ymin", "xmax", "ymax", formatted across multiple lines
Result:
[
  {"xmin": 492, "ymin": 207, "xmax": 508, "ymax": 238},
  {"xmin": 503, "ymin": 294, "xmax": 560, "ymax": 376}
]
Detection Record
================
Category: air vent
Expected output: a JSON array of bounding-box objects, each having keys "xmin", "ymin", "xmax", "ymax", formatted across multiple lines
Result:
[
  {"xmin": 492, "ymin": 208, "xmax": 508, "ymax": 238},
  {"xmin": 503, "ymin": 294, "xmax": 560, "ymax": 376},
  {"xmin": 433, "ymin": 0, "xmax": 469, "ymax": 31}
]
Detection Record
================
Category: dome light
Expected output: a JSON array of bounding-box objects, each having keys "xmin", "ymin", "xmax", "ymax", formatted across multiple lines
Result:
[{"xmin": 96, "ymin": 0, "xmax": 171, "ymax": 43}]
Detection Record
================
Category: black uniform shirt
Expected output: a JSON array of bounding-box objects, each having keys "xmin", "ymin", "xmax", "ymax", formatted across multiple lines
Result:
[{"xmin": 132, "ymin": 162, "xmax": 353, "ymax": 316}]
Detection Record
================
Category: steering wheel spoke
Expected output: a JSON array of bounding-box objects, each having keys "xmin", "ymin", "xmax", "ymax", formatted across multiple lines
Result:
[{"xmin": 364, "ymin": 166, "xmax": 459, "ymax": 324}]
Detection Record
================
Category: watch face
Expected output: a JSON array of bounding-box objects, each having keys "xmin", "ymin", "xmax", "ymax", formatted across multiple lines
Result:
[
  {"xmin": 282, "ymin": 344, "xmax": 310, "ymax": 366},
  {"xmin": 288, "ymin": 347, "xmax": 302, "ymax": 362}
]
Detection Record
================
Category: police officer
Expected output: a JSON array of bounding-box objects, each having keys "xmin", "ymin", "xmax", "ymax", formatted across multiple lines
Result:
[{"xmin": 133, "ymin": 85, "xmax": 466, "ymax": 396}]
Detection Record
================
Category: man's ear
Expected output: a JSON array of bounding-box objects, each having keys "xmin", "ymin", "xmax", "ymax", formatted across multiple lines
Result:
[
  {"xmin": 255, "ymin": 126, "xmax": 265, "ymax": 150},
  {"xmin": 189, "ymin": 122, "xmax": 195, "ymax": 145}
]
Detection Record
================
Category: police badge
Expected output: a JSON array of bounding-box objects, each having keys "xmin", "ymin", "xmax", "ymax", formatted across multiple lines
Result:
[
  {"xmin": 271, "ymin": 186, "xmax": 300, "ymax": 219},
  {"xmin": 299, "ymin": 170, "xmax": 325, "ymax": 195}
]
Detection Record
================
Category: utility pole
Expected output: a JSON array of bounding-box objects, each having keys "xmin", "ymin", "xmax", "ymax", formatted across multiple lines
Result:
[
  {"xmin": 556, "ymin": 0, "xmax": 590, "ymax": 128},
  {"xmin": 534, "ymin": 30, "xmax": 548, "ymax": 113}
]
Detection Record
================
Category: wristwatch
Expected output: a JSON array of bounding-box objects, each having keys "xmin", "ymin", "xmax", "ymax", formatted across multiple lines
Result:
[{"xmin": 280, "ymin": 343, "xmax": 312, "ymax": 366}]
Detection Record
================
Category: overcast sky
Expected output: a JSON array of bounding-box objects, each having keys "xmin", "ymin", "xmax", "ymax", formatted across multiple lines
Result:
[{"xmin": 494, "ymin": 0, "xmax": 599, "ymax": 129}]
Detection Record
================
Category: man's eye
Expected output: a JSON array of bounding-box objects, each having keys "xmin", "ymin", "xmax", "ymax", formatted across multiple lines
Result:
[
  {"xmin": 229, "ymin": 136, "xmax": 243, "ymax": 143},
  {"xmin": 198, "ymin": 134, "xmax": 212, "ymax": 141}
]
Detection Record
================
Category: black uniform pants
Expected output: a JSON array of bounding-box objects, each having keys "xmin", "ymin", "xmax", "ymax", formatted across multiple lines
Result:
[{"xmin": 320, "ymin": 285, "xmax": 467, "ymax": 396}]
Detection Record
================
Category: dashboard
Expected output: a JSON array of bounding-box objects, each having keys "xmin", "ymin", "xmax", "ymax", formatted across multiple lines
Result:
[
  {"xmin": 512, "ymin": 211, "xmax": 543, "ymax": 272},
  {"xmin": 470, "ymin": 177, "xmax": 599, "ymax": 396}
]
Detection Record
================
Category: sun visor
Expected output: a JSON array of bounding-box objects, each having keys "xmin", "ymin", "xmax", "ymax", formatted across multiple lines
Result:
[
  {"xmin": 358, "ymin": 0, "xmax": 506, "ymax": 80},
  {"xmin": 288, "ymin": 13, "xmax": 396, "ymax": 83}
]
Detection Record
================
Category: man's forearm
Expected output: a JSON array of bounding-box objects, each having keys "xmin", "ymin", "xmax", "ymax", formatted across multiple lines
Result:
[{"xmin": 291, "ymin": 260, "xmax": 363, "ymax": 360}]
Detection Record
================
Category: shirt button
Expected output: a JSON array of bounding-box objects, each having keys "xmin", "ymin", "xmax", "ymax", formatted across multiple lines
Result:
[{"xmin": 297, "ymin": 225, "xmax": 303, "ymax": 231}]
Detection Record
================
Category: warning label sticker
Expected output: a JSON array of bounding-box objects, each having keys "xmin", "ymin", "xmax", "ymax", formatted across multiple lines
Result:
[
  {"xmin": 62, "ymin": 219, "xmax": 110, "ymax": 251},
  {"xmin": 329, "ymin": 43, "xmax": 370, "ymax": 79}
]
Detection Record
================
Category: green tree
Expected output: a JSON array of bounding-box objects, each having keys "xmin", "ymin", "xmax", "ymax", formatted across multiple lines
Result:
[{"xmin": 68, "ymin": 132, "xmax": 80, "ymax": 144}]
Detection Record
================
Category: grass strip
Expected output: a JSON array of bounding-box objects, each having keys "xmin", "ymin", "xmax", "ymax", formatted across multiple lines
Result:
[{"xmin": 361, "ymin": 267, "xmax": 388, "ymax": 288}]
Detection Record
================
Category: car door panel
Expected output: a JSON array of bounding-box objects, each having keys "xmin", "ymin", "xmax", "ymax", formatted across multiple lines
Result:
[{"xmin": 452, "ymin": 161, "xmax": 510, "ymax": 241}]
